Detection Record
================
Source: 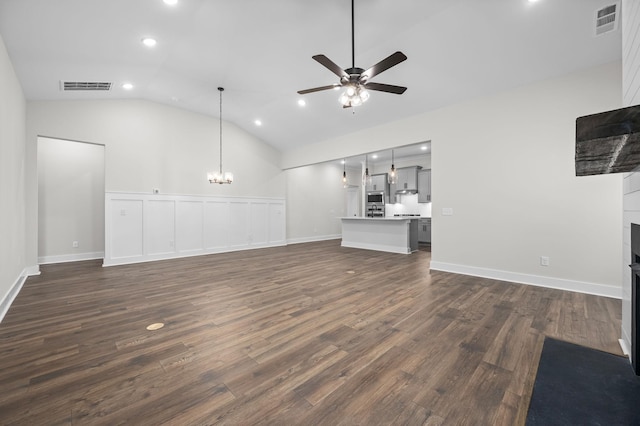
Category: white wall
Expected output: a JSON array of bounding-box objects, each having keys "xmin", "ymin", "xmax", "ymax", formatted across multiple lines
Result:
[
  {"xmin": 286, "ymin": 161, "xmax": 359, "ymax": 243},
  {"xmin": 0, "ymin": 34, "xmax": 33, "ymax": 321},
  {"xmin": 37, "ymin": 137, "xmax": 105, "ymax": 263},
  {"xmin": 621, "ymin": 0, "xmax": 640, "ymax": 358},
  {"xmin": 283, "ymin": 62, "xmax": 623, "ymax": 298},
  {"xmin": 26, "ymin": 99, "xmax": 286, "ymax": 268}
]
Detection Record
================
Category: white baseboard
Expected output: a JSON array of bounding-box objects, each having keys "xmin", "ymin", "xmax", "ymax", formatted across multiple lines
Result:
[
  {"xmin": 102, "ymin": 243, "xmax": 288, "ymax": 267},
  {"xmin": 619, "ymin": 338, "xmax": 630, "ymax": 356},
  {"xmin": 287, "ymin": 235, "xmax": 341, "ymax": 245},
  {"xmin": 0, "ymin": 265, "xmax": 40, "ymax": 323},
  {"xmin": 25, "ymin": 265, "xmax": 41, "ymax": 276},
  {"xmin": 39, "ymin": 251, "xmax": 104, "ymax": 265},
  {"xmin": 341, "ymin": 241, "xmax": 411, "ymax": 254},
  {"xmin": 429, "ymin": 261, "xmax": 622, "ymax": 299}
]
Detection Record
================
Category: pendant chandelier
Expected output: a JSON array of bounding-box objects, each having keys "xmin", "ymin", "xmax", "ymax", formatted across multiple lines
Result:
[
  {"xmin": 362, "ymin": 154, "xmax": 372, "ymax": 186},
  {"xmin": 388, "ymin": 149, "xmax": 397, "ymax": 184},
  {"xmin": 342, "ymin": 159, "xmax": 348, "ymax": 188},
  {"xmin": 207, "ymin": 87, "xmax": 233, "ymax": 184}
]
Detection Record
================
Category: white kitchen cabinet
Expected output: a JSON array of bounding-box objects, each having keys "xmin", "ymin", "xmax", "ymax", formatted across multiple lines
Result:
[
  {"xmin": 396, "ymin": 166, "xmax": 420, "ymax": 193},
  {"xmin": 418, "ymin": 169, "xmax": 431, "ymax": 203},
  {"xmin": 366, "ymin": 173, "xmax": 388, "ymax": 192},
  {"xmin": 418, "ymin": 218, "xmax": 431, "ymax": 243}
]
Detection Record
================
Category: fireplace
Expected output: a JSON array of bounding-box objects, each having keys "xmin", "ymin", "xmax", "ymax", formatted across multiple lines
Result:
[{"xmin": 630, "ymin": 224, "xmax": 640, "ymax": 375}]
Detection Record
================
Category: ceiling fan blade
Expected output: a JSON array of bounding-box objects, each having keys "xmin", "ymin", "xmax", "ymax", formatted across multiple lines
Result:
[
  {"xmin": 361, "ymin": 51, "xmax": 407, "ymax": 81},
  {"xmin": 297, "ymin": 84, "xmax": 341, "ymax": 95},
  {"xmin": 364, "ymin": 82, "xmax": 407, "ymax": 95},
  {"xmin": 312, "ymin": 55, "xmax": 349, "ymax": 79}
]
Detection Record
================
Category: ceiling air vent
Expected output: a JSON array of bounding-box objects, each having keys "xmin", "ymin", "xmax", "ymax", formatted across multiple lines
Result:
[
  {"xmin": 595, "ymin": 3, "xmax": 619, "ymax": 36},
  {"xmin": 60, "ymin": 81, "xmax": 112, "ymax": 91}
]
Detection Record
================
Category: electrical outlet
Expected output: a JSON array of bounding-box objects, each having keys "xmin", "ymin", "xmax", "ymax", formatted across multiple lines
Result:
[
  {"xmin": 72, "ymin": 241, "xmax": 79, "ymax": 248},
  {"xmin": 540, "ymin": 256, "xmax": 550, "ymax": 266}
]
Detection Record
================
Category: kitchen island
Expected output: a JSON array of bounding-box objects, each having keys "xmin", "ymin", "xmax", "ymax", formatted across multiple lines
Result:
[{"xmin": 341, "ymin": 217, "xmax": 419, "ymax": 254}]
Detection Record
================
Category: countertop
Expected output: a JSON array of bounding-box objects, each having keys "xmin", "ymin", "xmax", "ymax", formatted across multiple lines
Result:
[{"xmin": 341, "ymin": 216, "xmax": 427, "ymax": 221}]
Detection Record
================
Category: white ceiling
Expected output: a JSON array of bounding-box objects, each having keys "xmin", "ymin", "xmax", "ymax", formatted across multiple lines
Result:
[{"xmin": 0, "ymin": 0, "xmax": 622, "ymax": 154}]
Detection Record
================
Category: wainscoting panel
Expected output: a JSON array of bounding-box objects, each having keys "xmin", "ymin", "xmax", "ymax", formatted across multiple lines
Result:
[
  {"xmin": 204, "ymin": 201, "xmax": 229, "ymax": 249},
  {"xmin": 146, "ymin": 200, "xmax": 176, "ymax": 256},
  {"xmin": 269, "ymin": 203, "xmax": 286, "ymax": 244},
  {"xmin": 176, "ymin": 201, "xmax": 204, "ymax": 253},
  {"xmin": 104, "ymin": 193, "xmax": 286, "ymax": 266},
  {"xmin": 109, "ymin": 199, "xmax": 144, "ymax": 260},
  {"xmin": 229, "ymin": 201, "xmax": 250, "ymax": 248},
  {"xmin": 251, "ymin": 202, "xmax": 269, "ymax": 246}
]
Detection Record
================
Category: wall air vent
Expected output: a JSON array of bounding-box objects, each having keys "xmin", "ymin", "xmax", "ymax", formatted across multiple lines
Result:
[
  {"xmin": 60, "ymin": 81, "xmax": 112, "ymax": 91},
  {"xmin": 595, "ymin": 3, "xmax": 619, "ymax": 36}
]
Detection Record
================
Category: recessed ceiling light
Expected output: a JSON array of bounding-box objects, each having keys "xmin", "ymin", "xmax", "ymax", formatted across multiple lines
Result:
[
  {"xmin": 421, "ymin": 146, "xmax": 428, "ymax": 151},
  {"xmin": 163, "ymin": 0, "xmax": 178, "ymax": 5},
  {"xmin": 372, "ymin": 154, "xmax": 378, "ymax": 159},
  {"xmin": 122, "ymin": 83, "xmax": 134, "ymax": 90},
  {"xmin": 254, "ymin": 119, "xmax": 262, "ymax": 126},
  {"xmin": 142, "ymin": 37, "xmax": 157, "ymax": 47},
  {"xmin": 297, "ymin": 99, "xmax": 306, "ymax": 107}
]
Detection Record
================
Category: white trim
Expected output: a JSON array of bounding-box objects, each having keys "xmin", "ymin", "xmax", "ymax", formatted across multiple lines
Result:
[
  {"xmin": 619, "ymin": 338, "xmax": 630, "ymax": 356},
  {"xmin": 341, "ymin": 241, "xmax": 412, "ymax": 254},
  {"xmin": 287, "ymin": 235, "xmax": 341, "ymax": 245},
  {"xmin": 25, "ymin": 265, "xmax": 41, "ymax": 276},
  {"xmin": 39, "ymin": 251, "xmax": 104, "ymax": 265},
  {"xmin": 429, "ymin": 261, "xmax": 622, "ymax": 299},
  {"xmin": 0, "ymin": 266, "xmax": 40, "ymax": 323},
  {"xmin": 103, "ymin": 243, "xmax": 287, "ymax": 267},
  {"xmin": 106, "ymin": 190, "xmax": 285, "ymax": 201}
]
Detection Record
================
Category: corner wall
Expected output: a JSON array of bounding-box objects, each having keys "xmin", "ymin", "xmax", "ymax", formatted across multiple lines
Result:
[
  {"xmin": 286, "ymin": 161, "xmax": 359, "ymax": 243},
  {"xmin": 0, "ymin": 35, "xmax": 31, "ymax": 321},
  {"xmin": 621, "ymin": 0, "xmax": 640, "ymax": 357}
]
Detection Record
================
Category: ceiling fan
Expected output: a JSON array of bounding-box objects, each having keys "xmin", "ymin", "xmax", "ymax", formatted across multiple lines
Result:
[{"xmin": 297, "ymin": 0, "xmax": 407, "ymax": 108}]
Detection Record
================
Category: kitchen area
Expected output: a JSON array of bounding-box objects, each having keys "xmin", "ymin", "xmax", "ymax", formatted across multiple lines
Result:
[{"xmin": 341, "ymin": 143, "xmax": 431, "ymax": 254}]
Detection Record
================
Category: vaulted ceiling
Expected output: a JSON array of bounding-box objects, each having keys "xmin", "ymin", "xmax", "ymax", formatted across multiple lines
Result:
[{"xmin": 0, "ymin": 0, "xmax": 622, "ymax": 153}]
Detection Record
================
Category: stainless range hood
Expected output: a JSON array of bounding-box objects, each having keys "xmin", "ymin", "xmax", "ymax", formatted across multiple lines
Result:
[{"xmin": 575, "ymin": 105, "xmax": 640, "ymax": 176}]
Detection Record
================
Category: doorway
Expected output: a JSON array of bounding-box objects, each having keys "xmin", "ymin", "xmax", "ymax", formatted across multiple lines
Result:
[
  {"xmin": 37, "ymin": 137, "xmax": 105, "ymax": 264},
  {"xmin": 346, "ymin": 186, "xmax": 360, "ymax": 217}
]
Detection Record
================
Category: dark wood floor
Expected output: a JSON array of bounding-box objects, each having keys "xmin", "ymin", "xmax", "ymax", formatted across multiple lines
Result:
[{"xmin": 0, "ymin": 240, "xmax": 621, "ymax": 425}]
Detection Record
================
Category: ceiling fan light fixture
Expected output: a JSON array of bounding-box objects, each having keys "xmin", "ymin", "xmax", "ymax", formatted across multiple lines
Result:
[
  {"xmin": 297, "ymin": 0, "xmax": 407, "ymax": 107},
  {"xmin": 339, "ymin": 84, "xmax": 369, "ymax": 107}
]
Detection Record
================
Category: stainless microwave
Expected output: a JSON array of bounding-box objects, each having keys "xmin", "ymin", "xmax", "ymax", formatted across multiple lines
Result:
[{"xmin": 366, "ymin": 191, "xmax": 385, "ymax": 204}]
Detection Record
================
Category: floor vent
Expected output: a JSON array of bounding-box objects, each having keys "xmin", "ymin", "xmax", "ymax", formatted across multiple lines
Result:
[
  {"xmin": 595, "ymin": 3, "xmax": 619, "ymax": 36},
  {"xmin": 60, "ymin": 81, "xmax": 112, "ymax": 91}
]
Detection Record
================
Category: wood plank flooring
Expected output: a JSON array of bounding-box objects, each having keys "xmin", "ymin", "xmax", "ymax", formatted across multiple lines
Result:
[{"xmin": 0, "ymin": 240, "xmax": 622, "ymax": 425}]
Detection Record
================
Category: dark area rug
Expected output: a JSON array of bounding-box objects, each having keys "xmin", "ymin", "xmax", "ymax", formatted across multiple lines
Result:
[{"xmin": 527, "ymin": 337, "xmax": 640, "ymax": 425}]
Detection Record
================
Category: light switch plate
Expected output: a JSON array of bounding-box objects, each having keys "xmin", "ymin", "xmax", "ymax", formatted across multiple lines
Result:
[{"xmin": 442, "ymin": 207, "xmax": 454, "ymax": 216}]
